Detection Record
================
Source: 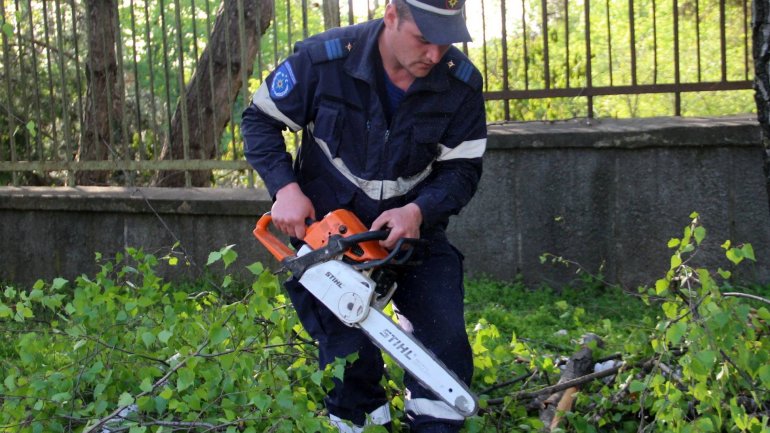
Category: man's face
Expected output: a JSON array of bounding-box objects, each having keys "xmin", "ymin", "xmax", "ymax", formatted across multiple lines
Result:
[{"xmin": 384, "ymin": 7, "xmax": 451, "ymax": 78}]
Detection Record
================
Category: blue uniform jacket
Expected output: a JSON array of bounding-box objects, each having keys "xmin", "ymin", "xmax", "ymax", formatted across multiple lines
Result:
[{"xmin": 242, "ymin": 19, "xmax": 487, "ymax": 231}]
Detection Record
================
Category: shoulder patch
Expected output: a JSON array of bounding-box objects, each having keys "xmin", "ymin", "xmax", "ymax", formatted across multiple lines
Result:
[
  {"xmin": 449, "ymin": 59, "xmax": 482, "ymax": 90},
  {"xmin": 306, "ymin": 38, "xmax": 353, "ymax": 64},
  {"xmin": 270, "ymin": 61, "xmax": 297, "ymax": 100}
]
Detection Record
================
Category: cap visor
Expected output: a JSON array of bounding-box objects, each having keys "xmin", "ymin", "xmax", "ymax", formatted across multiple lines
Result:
[{"xmin": 410, "ymin": 6, "xmax": 472, "ymax": 45}]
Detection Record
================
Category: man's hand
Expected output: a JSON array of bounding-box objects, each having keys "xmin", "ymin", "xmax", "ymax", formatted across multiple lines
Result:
[
  {"xmin": 271, "ymin": 183, "xmax": 315, "ymax": 239},
  {"xmin": 370, "ymin": 203, "xmax": 423, "ymax": 249}
]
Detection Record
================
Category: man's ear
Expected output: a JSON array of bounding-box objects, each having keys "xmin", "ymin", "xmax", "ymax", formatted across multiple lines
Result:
[{"xmin": 383, "ymin": 3, "xmax": 397, "ymax": 28}]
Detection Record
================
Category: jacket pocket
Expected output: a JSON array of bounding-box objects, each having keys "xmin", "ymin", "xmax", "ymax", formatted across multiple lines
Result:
[
  {"xmin": 407, "ymin": 117, "xmax": 448, "ymax": 174},
  {"xmin": 312, "ymin": 104, "xmax": 342, "ymax": 157}
]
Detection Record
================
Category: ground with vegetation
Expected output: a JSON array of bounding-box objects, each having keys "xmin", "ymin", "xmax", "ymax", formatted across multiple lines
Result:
[{"xmin": 1, "ymin": 215, "xmax": 769, "ymax": 432}]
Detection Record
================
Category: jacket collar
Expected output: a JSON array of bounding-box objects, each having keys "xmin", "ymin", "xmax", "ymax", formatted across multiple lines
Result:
[{"xmin": 344, "ymin": 19, "xmax": 451, "ymax": 94}]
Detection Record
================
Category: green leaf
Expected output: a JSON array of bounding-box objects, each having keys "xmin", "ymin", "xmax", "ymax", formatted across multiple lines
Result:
[
  {"xmin": 52, "ymin": 278, "xmax": 68, "ymax": 290},
  {"xmin": 310, "ymin": 370, "xmax": 324, "ymax": 386},
  {"xmin": 740, "ymin": 244, "xmax": 755, "ymax": 261},
  {"xmin": 154, "ymin": 396, "xmax": 168, "ymax": 415},
  {"xmin": 94, "ymin": 399, "xmax": 109, "ymax": 415},
  {"xmin": 692, "ymin": 350, "xmax": 717, "ymax": 375},
  {"xmin": 694, "ymin": 417, "xmax": 715, "ymax": 432},
  {"xmin": 276, "ymin": 388, "xmax": 294, "ymax": 409},
  {"xmin": 4, "ymin": 374, "xmax": 15, "ymax": 391},
  {"xmin": 667, "ymin": 238, "xmax": 681, "ymax": 248},
  {"xmin": 666, "ymin": 321, "xmax": 687, "ymax": 345},
  {"xmin": 246, "ymin": 262, "xmax": 264, "ymax": 275},
  {"xmin": 209, "ymin": 325, "xmax": 231, "ymax": 345},
  {"xmin": 73, "ymin": 339, "xmax": 87, "ymax": 351},
  {"xmin": 118, "ymin": 392, "xmax": 135, "ymax": 407},
  {"xmin": 28, "ymin": 288, "xmax": 43, "ymax": 301},
  {"xmin": 251, "ymin": 394, "xmax": 272, "ymax": 412},
  {"xmin": 207, "ymin": 245, "xmax": 238, "ymax": 268},
  {"xmin": 158, "ymin": 329, "xmax": 173, "ymax": 344},
  {"xmin": 662, "ymin": 302, "xmax": 679, "ymax": 319},
  {"xmin": 51, "ymin": 392, "xmax": 72, "ymax": 403},
  {"xmin": 26, "ymin": 121, "xmax": 37, "ymax": 137},
  {"xmin": 758, "ymin": 364, "xmax": 770, "ymax": 388},
  {"xmin": 717, "ymin": 268, "xmax": 732, "ymax": 279},
  {"xmin": 670, "ymin": 254, "xmax": 682, "ymax": 269},
  {"xmin": 0, "ymin": 303, "xmax": 11, "ymax": 318},
  {"xmin": 2, "ymin": 22, "xmax": 13, "ymax": 38},
  {"xmin": 726, "ymin": 248, "xmax": 743, "ymax": 265},
  {"xmin": 176, "ymin": 367, "xmax": 194, "ymax": 392},
  {"xmin": 629, "ymin": 380, "xmax": 646, "ymax": 393},
  {"xmin": 221, "ymin": 245, "xmax": 238, "ymax": 268},
  {"xmin": 141, "ymin": 331, "xmax": 156, "ymax": 348},
  {"xmin": 206, "ymin": 251, "xmax": 222, "ymax": 266},
  {"xmin": 159, "ymin": 387, "xmax": 174, "ymax": 400},
  {"xmin": 693, "ymin": 226, "xmax": 706, "ymax": 245},
  {"xmin": 140, "ymin": 378, "xmax": 154, "ymax": 393}
]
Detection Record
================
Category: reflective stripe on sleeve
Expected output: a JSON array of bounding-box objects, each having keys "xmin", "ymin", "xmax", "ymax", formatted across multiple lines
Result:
[
  {"xmin": 437, "ymin": 138, "xmax": 486, "ymax": 161},
  {"xmin": 405, "ymin": 397, "xmax": 465, "ymax": 421},
  {"xmin": 309, "ymin": 122, "xmax": 435, "ymax": 200},
  {"xmin": 251, "ymin": 81, "xmax": 302, "ymax": 132}
]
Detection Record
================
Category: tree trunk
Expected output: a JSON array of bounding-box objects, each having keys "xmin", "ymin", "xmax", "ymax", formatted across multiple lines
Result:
[
  {"xmin": 755, "ymin": 0, "xmax": 770, "ymax": 208},
  {"xmin": 323, "ymin": 0, "xmax": 341, "ymax": 30},
  {"xmin": 77, "ymin": 0, "xmax": 122, "ymax": 185},
  {"xmin": 154, "ymin": 0, "xmax": 274, "ymax": 187}
]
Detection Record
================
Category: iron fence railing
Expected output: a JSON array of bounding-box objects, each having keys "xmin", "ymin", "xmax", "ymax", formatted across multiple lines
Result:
[{"xmin": 0, "ymin": 0, "xmax": 756, "ymax": 187}]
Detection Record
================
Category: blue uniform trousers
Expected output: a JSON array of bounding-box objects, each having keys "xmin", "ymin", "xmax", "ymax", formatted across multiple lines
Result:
[{"xmin": 283, "ymin": 236, "xmax": 473, "ymax": 432}]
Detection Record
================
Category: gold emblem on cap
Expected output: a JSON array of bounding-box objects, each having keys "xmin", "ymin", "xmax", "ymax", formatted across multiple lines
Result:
[
  {"xmin": 448, "ymin": 0, "xmax": 458, "ymax": 8},
  {"xmin": 447, "ymin": 60, "xmax": 455, "ymax": 69}
]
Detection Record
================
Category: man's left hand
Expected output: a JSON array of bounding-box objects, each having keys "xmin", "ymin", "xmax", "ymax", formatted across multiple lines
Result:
[{"xmin": 370, "ymin": 203, "xmax": 423, "ymax": 249}]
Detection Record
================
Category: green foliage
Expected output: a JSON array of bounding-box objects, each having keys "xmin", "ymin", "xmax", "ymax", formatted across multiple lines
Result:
[
  {"xmin": 465, "ymin": 213, "xmax": 770, "ymax": 432},
  {"xmin": 0, "ymin": 247, "xmax": 347, "ymax": 432},
  {"xmin": 2, "ymin": 214, "xmax": 769, "ymax": 432},
  {"xmin": 628, "ymin": 213, "xmax": 770, "ymax": 433}
]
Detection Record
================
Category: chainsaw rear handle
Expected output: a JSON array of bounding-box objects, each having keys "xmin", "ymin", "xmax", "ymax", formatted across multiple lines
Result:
[
  {"xmin": 253, "ymin": 213, "xmax": 295, "ymax": 261},
  {"xmin": 253, "ymin": 212, "xmax": 391, "ymax": 261}
]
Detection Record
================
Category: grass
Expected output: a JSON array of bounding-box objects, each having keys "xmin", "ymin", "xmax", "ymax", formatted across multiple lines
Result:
[{"xmin": 464, "ymin": 276, "xmax": 659, "ymax": 358}]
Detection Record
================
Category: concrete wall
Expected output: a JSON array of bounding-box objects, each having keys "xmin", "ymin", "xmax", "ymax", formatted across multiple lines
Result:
[
  {"xmin": 454, "ymin": 115, "xmax": 770, "ymax": 288},
  {"xmin": 2, "ymin": 115, "xmax": 769, "ymax": 289},
  {"xmin": 0, "ymin": 187, "xmax": 275, "ymax": 285}
]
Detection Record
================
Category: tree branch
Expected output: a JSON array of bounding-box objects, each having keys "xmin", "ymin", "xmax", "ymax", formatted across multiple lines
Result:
[{"xmin": 486, "ymin": 362, "xmax": 625, "ymax": 406}]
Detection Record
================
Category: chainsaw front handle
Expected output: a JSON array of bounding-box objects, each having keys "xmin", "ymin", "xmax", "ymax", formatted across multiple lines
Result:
[{"xmin": 253, "ymin": 213, "xmax": 295, "ymax": 262}]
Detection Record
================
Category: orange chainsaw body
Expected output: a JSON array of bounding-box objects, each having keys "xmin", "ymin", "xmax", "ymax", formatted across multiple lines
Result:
[
  {"xmin": 253, "ymin": 209, "xmax": 388, "ymax": 263},
  {"xmin": 303, "ymin": 209, "xmax": 389, "ymax": 262}
]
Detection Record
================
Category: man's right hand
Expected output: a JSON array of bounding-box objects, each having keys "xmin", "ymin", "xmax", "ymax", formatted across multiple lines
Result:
[{"xmin": 271, "ymin": 183, "xmax": 315, "ymax": 239}]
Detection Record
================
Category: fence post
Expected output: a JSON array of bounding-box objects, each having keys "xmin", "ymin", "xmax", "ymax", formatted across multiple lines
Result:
[{"xmin": 754, "ymin": 0, "xmax": 770, "ymax": 210}]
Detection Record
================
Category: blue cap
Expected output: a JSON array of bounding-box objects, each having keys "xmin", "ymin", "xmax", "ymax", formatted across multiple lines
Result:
[{"xmin": 404, "ymin": 0, "xmax": 472, "ymax": 45}]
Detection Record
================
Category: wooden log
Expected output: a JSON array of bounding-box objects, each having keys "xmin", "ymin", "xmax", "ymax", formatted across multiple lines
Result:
[{"xmin": 536, "ymin": 334, "xmax": 602, "ymax": 431}]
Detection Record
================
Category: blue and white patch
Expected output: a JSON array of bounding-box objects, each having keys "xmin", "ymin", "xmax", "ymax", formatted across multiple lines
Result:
[{"xmin": 270, "ymin": 61, "xmax": 297, "ymax": 100}]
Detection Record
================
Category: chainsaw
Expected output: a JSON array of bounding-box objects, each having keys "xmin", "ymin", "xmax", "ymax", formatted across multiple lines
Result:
[{"xmin": 252, "ymin": 209, "xmax": 478, "ymax": 417}]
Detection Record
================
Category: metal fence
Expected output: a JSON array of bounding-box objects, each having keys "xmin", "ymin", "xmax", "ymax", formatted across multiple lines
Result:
[{"xmin": 0, "ymin": 0, "xmax": 756, "ymax": 187}]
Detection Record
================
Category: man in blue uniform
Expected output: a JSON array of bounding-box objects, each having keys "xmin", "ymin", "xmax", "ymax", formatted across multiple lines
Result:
[{"xmin": 242, "ymin": 0, "xmax": 486, "ymax": 431}]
